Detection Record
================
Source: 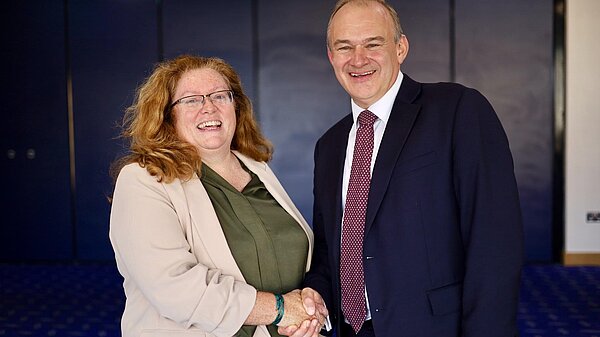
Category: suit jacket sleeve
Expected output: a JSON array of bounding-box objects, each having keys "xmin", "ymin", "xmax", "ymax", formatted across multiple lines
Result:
[
  {"xmin": 453, "ymin": 89, "xmax": 524, "ymax": 336},
  {"xmin": 109, "ymin": 164, "xmax": 256, "ymax": 337}
]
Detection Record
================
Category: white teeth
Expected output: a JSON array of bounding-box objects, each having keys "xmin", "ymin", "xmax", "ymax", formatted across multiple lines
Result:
[
  {"xmin": 197, "ymin": 120, "xmax": 222, "ymax": 129},
  {"xmin": 350, "ymin": 70, "xmax": 375, "ymax": 77}
]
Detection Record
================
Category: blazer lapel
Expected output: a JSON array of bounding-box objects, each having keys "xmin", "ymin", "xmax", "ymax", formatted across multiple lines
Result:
[
  {"xmin": 235, "ymin": 151, "xmax": 314, "ymax": 271},
  {"xmin": 179, "ymin": 176, "xmax": 247, "ymax": 281},
  {"xmin": 365, "ymin": 76, "xmax": 422, "ymax": 235}
]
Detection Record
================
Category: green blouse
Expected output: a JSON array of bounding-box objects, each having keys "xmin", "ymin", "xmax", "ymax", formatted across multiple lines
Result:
[{"xmin": 200, "ymin": 162, "xmax": 308, "ymax": 337}]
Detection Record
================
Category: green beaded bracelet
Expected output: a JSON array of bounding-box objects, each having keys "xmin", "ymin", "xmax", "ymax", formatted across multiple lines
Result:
[{"xmin": 272, "ymin": 294, "xmax": 284, "ymax": 326}]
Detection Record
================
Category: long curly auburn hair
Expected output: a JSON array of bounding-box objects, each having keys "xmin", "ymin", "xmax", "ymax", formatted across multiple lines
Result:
[{"xmin": 112, "ymin": 55, "xmax": 272, "ymax": 183}]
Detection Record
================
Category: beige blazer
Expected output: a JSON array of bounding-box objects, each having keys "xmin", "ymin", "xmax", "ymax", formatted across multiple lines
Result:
[{"xmin": 109, "ymin": 151, "xmax": 313, "ymax": 337}]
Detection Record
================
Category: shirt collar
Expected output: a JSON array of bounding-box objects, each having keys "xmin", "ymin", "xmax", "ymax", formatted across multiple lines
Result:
[{"xmin": 351, "ymin": 71, "xmax": 404, "ymax": 125}]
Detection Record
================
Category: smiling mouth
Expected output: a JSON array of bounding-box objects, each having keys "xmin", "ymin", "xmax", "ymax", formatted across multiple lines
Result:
[
  {"xmin": 350, "ymin": 70, "xmax": 376, "ymax": 77},
  {"xmin": 197, "ymin": 120, "xmax": 222, "ymax": 130}
]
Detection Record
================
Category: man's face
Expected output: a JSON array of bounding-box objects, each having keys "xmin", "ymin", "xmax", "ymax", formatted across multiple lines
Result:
[{"xmin": 327, "ymin": 2, "xmax": 408, "ymax": 109}]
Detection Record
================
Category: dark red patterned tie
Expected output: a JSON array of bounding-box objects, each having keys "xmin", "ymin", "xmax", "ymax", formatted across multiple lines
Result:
[{"xmin": 340, "ymin": 110, "xmax": 377, "ymax": 334}]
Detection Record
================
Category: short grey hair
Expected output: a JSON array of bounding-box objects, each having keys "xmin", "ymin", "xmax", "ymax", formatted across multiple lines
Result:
[{"xmin": 326, "ymin": 0, "xmax": 404, "ymax": 49}]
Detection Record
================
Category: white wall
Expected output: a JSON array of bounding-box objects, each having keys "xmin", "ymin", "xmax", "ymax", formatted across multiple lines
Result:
[{"xmin": 565, "ymin": 0, "xmax": 600, "ymax": 253}]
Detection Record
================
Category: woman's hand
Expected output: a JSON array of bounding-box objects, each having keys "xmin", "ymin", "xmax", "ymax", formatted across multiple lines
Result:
[
  {"xmin": 278, "ymin": 290, "xmax": 315, "ymax": 327},
  {"xmin": 244, "ymin": 289, "xmax": 327, "ymax": 337},
  {"xmin": 277, "ymin": 288, "xmax": 328, "ymax": 337}
]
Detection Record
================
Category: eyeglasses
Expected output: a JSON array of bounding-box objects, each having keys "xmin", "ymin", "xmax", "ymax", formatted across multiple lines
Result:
[{"xmin": 170, "ymin": 89, "xmax": 234, "ymax": 110}]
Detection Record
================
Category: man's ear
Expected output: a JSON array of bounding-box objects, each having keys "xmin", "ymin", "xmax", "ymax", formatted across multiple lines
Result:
[
  {"xmin": 327, "ymin": 46, "xmax": 334, "ymax": 65},
  {"xmin": 397, "ymin": 34, "xmax": 409, "ymax": 64}
]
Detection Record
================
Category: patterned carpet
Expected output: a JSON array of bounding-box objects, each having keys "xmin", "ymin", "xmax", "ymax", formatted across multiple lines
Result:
[
  {"xmin": 518, "ymin": 265, "xmax": 600, "ymax": 337},
  {"xmin": 1, "ymin": 264, "xmax": 599, "ymax": 336},
  {"xmin": 0, "ymin": 264, "xmax": 122, "ymax": 337}
]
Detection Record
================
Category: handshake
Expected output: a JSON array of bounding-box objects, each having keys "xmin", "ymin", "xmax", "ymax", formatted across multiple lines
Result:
[{"xmin": 251, "ymin": 287, "xmax": 329, "ymax": 337}]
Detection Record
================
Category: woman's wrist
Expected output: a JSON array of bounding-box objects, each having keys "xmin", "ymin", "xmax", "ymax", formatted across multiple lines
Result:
[{"xmin": 272, "ymin": 294, "xmax": 285, "ymax": 326}]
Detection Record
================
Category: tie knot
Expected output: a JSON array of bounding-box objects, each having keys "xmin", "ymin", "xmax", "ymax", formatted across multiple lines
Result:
[{"xmin": 358, "ymin": 110, "xmax": 377, "ymax": 128}]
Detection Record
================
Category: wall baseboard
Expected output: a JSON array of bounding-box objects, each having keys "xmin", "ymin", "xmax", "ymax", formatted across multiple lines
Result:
[{"xmin": 563, "ymin": 252, "xmax": 600, "ymax": 265}]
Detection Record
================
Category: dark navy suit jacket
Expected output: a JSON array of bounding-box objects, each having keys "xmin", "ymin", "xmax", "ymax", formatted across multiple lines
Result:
[{"xmin": 304, "ymin": 75, "xmax": 523, "ymax": 337}]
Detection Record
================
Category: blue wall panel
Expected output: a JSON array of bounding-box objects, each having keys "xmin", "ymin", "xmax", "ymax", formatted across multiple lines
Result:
[
  {"xmin": 0, "ymin": 1, "xmax": 72, "ymax": 260},
  {"xmin": 389, "ymin": 0, "xmax": 452, "ymax": 82},
  {"xmin": 455, "ymin": 0, "xmax": 554, "ymax": 261},
  {"xmin": 163, "ymin": 0, "xmax": 255, "ymax": 100},
  {"xmin": 257, "ymin": 1, "xmax": 343, "ymax": 220},
  {"xmin": 70, "ymin": 0, "xmax": 158, "ymax": 259}
]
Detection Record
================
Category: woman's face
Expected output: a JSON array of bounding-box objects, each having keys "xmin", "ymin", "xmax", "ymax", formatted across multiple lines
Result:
[{"xmin": 172, "ymin": 68, "xmax": 236, "ymax": 158}]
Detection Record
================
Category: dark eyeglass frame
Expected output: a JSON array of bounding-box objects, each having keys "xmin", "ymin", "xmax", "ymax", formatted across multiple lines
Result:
[{"xmin": 170, "ymin": 89, "xmax": 234, "ymax": 109}]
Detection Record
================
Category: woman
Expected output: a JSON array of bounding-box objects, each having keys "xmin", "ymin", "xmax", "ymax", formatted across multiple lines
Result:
[{"xmin": 110, "ymin": 55, "xmax": 324, "ymax": 337}]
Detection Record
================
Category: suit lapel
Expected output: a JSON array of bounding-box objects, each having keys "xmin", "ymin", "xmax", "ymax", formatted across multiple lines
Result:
[
  {"xmin": 322, "ymin": 115, "xmax": 353, "ymax": 268},
  {"xmin": 365, "ymin": 76, "xmax": 422, "ymax": 235}
]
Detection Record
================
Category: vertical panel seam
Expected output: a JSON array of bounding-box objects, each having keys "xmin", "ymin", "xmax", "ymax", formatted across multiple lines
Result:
[
  {"xmin": 157, "ymin": 0, "xmax": 164, "ymax": 61},
  {"xmin": 553, "ymin": 0, "xmax": 566, "ymax": 263},
  {"xmin": 449, "ymin": 0, "xmax": 456, "ymax": 82},
  {"xmin": 251, "ymin": 0, "xmax": 260, "ymax": 120},
  {"xmin": 64, "ymin": 0, "xmax": 78, "ymax": 260}
]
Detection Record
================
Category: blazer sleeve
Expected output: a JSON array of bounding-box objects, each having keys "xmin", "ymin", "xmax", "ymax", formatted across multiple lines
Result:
[
  {"xmin": 109, "ymin": 164, "xmax": 256, "ymax": 337},
  {"xmin": 452, "ymin": 89, "xmax": 524, "ymax": 337}
]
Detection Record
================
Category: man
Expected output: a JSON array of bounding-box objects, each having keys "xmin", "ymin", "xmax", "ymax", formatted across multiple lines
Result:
[{"xmin": 297, "ymin": 0, "xmax": 523, "ymax": 336}]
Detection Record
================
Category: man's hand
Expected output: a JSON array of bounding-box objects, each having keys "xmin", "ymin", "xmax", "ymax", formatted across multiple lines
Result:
[
  {"xmin": 277, "ymin": 318, "xmax": 320, "ymax": 337},
  {"xmin": 301, "ymin": 287, "xmax": 328, "ymax": 325}
]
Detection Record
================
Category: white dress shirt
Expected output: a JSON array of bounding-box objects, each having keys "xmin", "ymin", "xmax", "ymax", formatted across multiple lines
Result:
[{"xmin": 341, "ymin": 71, "xmax": 404, "ymax": 320}]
